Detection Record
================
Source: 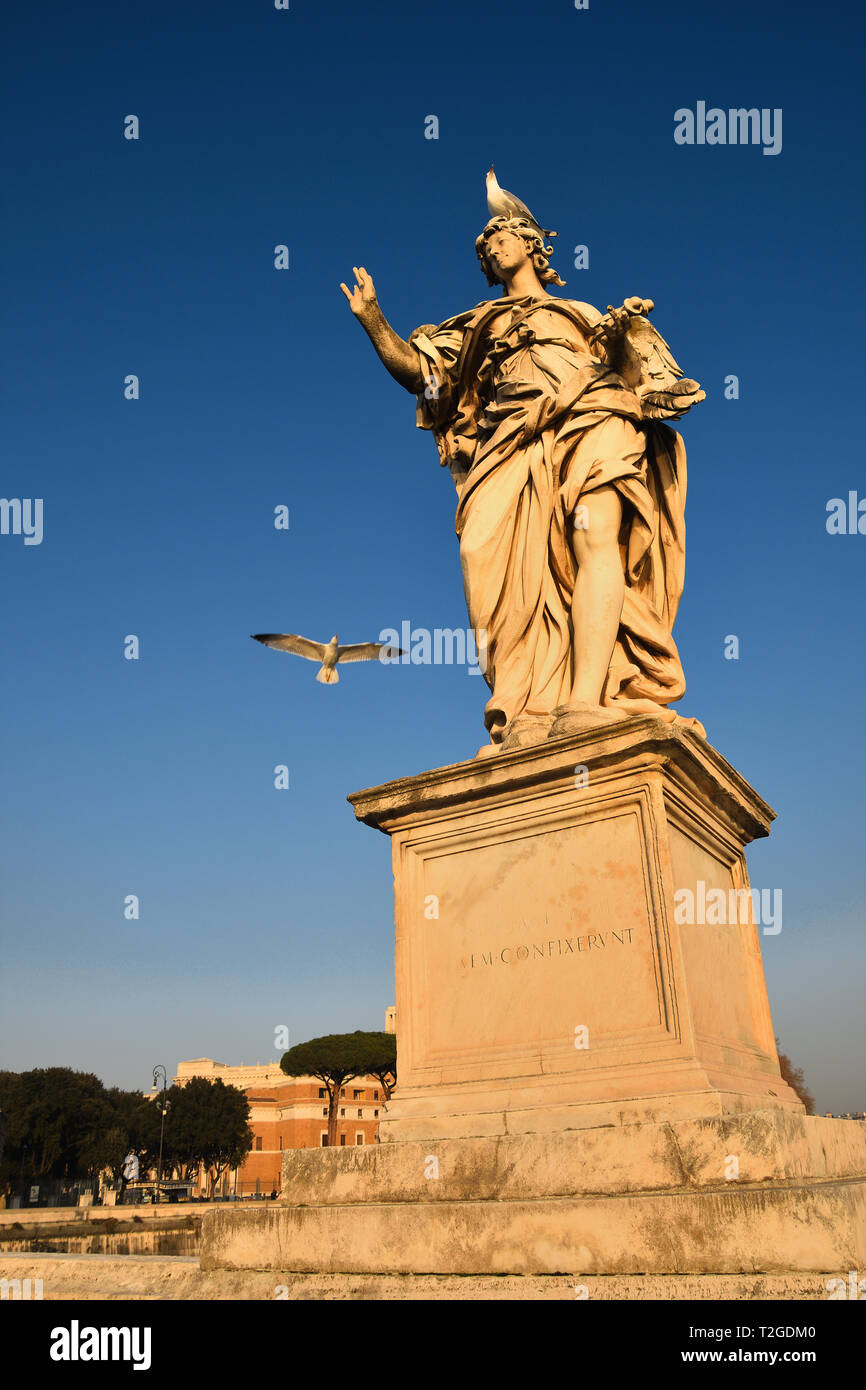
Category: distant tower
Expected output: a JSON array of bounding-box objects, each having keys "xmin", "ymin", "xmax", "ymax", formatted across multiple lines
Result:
[{"xmin": 385, "ymin": 1006, "xmax": 396, "ymax": 1035}]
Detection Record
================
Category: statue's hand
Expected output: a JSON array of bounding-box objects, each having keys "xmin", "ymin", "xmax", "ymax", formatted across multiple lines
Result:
[
  {"xmin": 590, "ymin": 307, "xmax": 627, "ymax": 348},
  {"xmin": 591, "ymin": 298, "xmax": 654, "ymax": 348},
  {"xmin": 339, "ymin": 266, "xmax": 379, "ymax": 322},
  {"xmin": 337, "ymin": 271, "xmax": 420, "ymax": 392}
]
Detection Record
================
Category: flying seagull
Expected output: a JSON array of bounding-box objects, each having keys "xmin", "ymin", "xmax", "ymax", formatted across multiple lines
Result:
[
  {"xmin": 251, "ymin": 632, "xmax": 403, "ymax": 684},
  {"xmin": 485, "ymin": 166, "xmax": 557, "ymax": 240}
]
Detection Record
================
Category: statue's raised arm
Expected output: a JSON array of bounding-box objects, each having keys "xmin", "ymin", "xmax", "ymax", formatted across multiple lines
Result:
[{"xmin": 340, "ymin": 267, "xmax": 424, "ymax": 394}]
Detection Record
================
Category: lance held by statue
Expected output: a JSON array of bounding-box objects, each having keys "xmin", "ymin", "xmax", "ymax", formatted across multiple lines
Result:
[{"xmin": 340, "ymin": 174, "xmax": 706, "ymax": 754}]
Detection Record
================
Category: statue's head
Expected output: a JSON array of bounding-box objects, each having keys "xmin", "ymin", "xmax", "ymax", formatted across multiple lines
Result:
[{"xmin": 475, "ymin": 216, "xmax": 565, "ymax": 289}]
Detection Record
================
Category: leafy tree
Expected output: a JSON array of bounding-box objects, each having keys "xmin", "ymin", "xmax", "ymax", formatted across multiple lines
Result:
[
  {"xmin": 162, "ymin": 1077, "xmax": 253, "ymax": 1196},
  {"xmin": 0, "ymin": 1068, "xmax": 115, "ymax": 1181},
  {"xmin": 75, "ymin": 1124, "xmax": 125, "ymax": 1180},
  {"xmin": 0, "ymin": 1070, "xmax": 252, "ymax": 1197},
  {"xmin": 281, "ymin": 1031, "xmax": 397, "ymax": 1146},
  {"xmin": 776, "ymin": 1039, "xmax": 815, "ymax": 1114},
  {"xmin": 102, "ymin": 1088, "xmax": 163, "ymax": 1181},
  {"xmin": 365, "ymin": 1033, "xmax": 398, "ymax": 1102},
  {"xmin": 0, "ymin": 1073, "xmax": 22, "ymax": 1186}
]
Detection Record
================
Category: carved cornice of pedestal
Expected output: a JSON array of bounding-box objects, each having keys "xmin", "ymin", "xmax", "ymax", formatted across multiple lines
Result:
[{"xmin": 348, "ymin": 716, "xmax": 774, "ymax": 847}]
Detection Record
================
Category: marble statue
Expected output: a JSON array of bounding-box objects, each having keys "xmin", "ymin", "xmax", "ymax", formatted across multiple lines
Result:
[{"xmin": 341, "ymin": 175, "xmax": 706, "ymax": 753}]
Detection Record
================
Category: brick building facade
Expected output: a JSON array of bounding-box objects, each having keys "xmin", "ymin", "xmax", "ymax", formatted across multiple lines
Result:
[{"xmin": 173, "ymin": 1059, "xmax": 387, "ymax": 1195}]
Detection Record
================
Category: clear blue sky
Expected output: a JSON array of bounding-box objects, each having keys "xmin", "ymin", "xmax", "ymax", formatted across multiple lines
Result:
[{"xmin": 2, "ymin": 0, "xmax": 863, "ymax": 1112}]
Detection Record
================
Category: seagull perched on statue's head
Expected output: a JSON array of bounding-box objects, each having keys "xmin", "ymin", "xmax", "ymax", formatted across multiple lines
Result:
[
  {"xmin": 251, "ymin": 632, "xmax": 403, "ymax": 684},
  {"xmin": 485, "ymin": 166, "xmax": 557, "ymax": 241}
]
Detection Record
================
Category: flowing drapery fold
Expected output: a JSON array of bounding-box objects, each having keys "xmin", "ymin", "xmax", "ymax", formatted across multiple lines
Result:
[{"xmin": 411, "ymin": 297, "xmax": 689, "ymax": 741}]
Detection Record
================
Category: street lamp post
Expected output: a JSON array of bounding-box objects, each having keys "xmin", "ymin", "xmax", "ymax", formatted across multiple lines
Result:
[{"xmin": 152, "ymin": 1065, "xmax": 168, "ymax": 1204}]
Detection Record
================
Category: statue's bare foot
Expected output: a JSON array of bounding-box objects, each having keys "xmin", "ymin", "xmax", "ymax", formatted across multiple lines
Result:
[
  {"xmin": 609, "ymin": 698, "xmax": 707, "ymax": 739},
  {"xmin": 573, "ymin": 695, "xmax": 707, "ymax": 740}
]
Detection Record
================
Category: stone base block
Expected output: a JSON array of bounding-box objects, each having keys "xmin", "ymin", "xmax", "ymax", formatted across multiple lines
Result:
[
  {"xmin": 200, "ymin": 1112, "xmax": 866, "ymax": 1279},
  {"xmin": 276, "ymin": 1109, "xmax": 866, "ymax": 1205},
  {"xmin": 202, "ymin": 1182, "xmax": 866, "ymax": 1278}
]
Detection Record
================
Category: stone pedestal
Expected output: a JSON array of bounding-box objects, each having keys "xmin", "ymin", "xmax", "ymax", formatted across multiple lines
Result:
[
  {"xmin": 200, "ymin": 1110, "xmax": 866, "ymax": 1285},
  {"xmin": 201, "ymin": 719, "xmax": 866, "ymax": 1295},
  {"xmin": 349, "ymin": 717, "xmax": 802, "ymax": 1140}
]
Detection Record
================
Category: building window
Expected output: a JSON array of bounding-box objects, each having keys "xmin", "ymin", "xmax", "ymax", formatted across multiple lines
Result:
[
  {"xmin": 340, "ymin": 1108, "xmax": 345, "ymax": 1117},
  {"xmin": 357, "ymin": 1109, "xmax": 363, "ymax": 1118},
  {"xmin": 320, "ymin": 1134, "xmax": 328, "ymax": 1147},
  {"xmin": 340, "ymin": 1088, "xmax": 345, "ymax": 1097},
  {"xmin": 374, "ymin": 1090, "xmax": 379, "ymax": 1100},
  {"xmin": 353, "ymin": 1089, "xmax": 363, "ymax": 1099},
  {"xmin": 340, "ymin": 1134, "xmax": 346, "ymax": 1146},
  {"xmin": 254, "ymin": 1136, "xmax": 262, "ymax": 1151},
  {"xmin": 374, "ymin": 1109, "xmax": 379, "ymax": 1117},
  {"xmin": 322, "ymin": 1108, "xmax": 328, "ymax": 1117},
  {"xmin": 356, "ymin": 1133, "xmax": 364, "ymax": 1146},
  {"xmin": 279, "ymin": 1135, "xmax": 283, "ymax": 1149},
  {"xmin": 318, "ymin": 1088, "xmax": 326, "ymax": 1098}
]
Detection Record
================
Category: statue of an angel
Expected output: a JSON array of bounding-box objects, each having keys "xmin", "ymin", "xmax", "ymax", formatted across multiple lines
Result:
[{"xmin": 341, "ymin": 179, "xmax": 706, "ymax": 754}]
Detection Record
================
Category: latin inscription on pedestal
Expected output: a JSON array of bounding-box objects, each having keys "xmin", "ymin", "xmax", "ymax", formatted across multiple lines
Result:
[{"xmin": 391, "ymin": 769, "xmax": 694, "ymax": 1097}]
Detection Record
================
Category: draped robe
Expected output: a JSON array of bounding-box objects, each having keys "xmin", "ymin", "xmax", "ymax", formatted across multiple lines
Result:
[{"xmin": 410, "ymin": 295, "xmax": 689, "ymax": 743}]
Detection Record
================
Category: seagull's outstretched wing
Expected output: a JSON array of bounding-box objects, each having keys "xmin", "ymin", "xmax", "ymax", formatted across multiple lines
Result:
[
  {"xmin": 252, "ymin": 633, "xmax": 325, "ymax": 661},
  {"xmin": 337, "ymin": 642, "xmax": 404, "ymax": 663}
]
